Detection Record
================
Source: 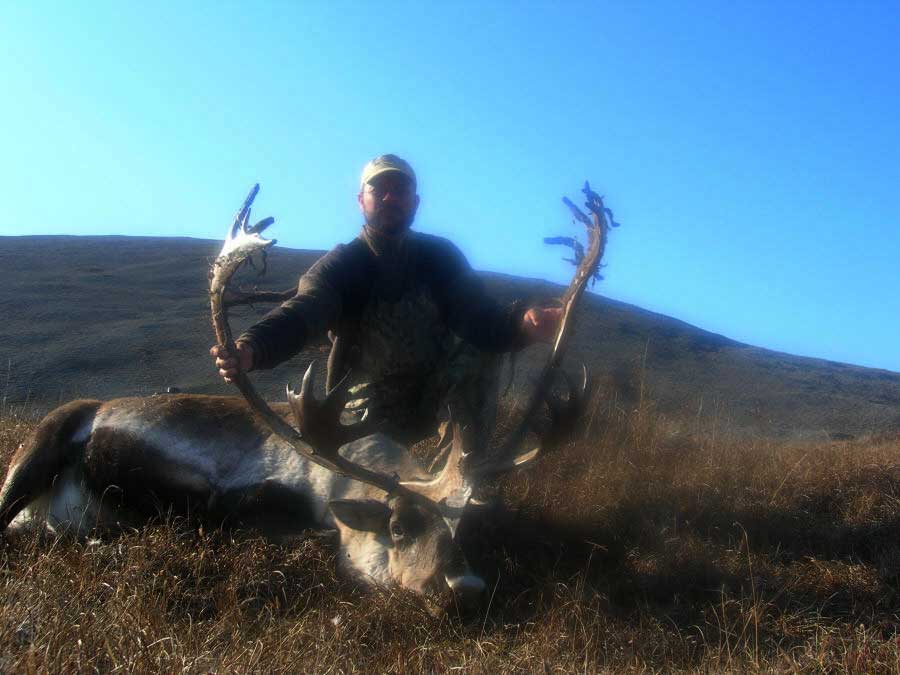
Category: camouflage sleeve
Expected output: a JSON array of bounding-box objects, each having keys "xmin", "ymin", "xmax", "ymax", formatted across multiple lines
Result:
[
  {"xmin": 427, "ymin": 237, "xmax": 528, "ymax": 353},
  {"xmin": 237, "ymin": 246, "xmax": 346, "ymax": 370}
]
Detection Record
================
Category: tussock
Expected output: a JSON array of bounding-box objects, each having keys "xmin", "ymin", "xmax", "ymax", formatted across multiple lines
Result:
[{"xmin": 2, "ymin": 392, "xmax": 900, "ymax": 673}]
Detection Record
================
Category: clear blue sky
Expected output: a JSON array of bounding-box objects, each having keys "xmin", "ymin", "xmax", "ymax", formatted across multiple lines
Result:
[{"xmin": 2, "ymin": 1, "xmax": 898, "ymax": 371}]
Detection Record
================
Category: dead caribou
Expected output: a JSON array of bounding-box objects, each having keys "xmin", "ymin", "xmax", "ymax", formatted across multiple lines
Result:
[{"xmin": 0, "ymin": 183, "xmax": 612, "ymax": 608}]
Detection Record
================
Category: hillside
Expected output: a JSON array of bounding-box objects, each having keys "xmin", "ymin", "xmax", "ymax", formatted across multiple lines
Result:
[{"xmin": 1, "ymin": 234, "xmax": 898, "ymax": 440}]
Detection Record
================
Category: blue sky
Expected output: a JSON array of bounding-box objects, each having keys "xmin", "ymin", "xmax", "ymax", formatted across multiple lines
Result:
[{"xmin": 2, "ymin": 1, "xmax": 898, "ymax": 371}]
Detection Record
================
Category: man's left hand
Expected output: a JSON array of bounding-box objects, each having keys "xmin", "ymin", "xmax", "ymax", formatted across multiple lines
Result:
[{"xmin": 521, "ymin": 306, "xmax": 563, "ymax": 344}]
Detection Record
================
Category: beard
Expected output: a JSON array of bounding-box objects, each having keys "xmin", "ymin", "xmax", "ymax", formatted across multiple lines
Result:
[{"xmin": 365, "ymin": 205, "xmax": 414, "ymax": 236}]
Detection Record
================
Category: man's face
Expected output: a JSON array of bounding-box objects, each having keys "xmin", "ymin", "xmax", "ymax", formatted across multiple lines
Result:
[{"xmin": 358, "ymin": 172, "xmax": 420, "ymax": 235}]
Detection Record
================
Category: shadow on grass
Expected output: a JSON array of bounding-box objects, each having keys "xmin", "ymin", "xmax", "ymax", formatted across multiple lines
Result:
[{"xmin": 457, "ymin": 471, "xmax": 900, "ymax": 653}]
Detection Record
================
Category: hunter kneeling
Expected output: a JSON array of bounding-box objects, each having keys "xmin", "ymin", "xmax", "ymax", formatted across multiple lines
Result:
[{"xmin": 211, "ymin": 154, "xmax": 560, "ymax": 447}]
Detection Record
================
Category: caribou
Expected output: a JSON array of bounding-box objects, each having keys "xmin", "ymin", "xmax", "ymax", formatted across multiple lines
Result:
[{"xmin": 0, "ymin": 183, "xmax": 612, "ymax": 609}]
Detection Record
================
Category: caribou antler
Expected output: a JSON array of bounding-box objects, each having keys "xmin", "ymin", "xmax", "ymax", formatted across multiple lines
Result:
[
  {"xmin": 209, "ymin": 185, "xmax": 474, "ymax": 523},
  {"xmin": 210, "ymin": 183, "xmax": 616, "ymax": 530},
  {"xmin": 469, "ymin": 181, "xmax": 614, "ymax": 477}
]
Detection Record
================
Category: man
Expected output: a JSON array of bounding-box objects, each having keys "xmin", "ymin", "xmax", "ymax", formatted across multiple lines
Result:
[{"xmin": 212, "ymin": 154, "xmax": 560, "ymax": 446}]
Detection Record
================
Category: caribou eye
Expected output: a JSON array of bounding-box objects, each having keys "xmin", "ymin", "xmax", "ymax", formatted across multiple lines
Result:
[{"xmin": 390, "ymin": 521, "xmax": 405, "ymax": 539}]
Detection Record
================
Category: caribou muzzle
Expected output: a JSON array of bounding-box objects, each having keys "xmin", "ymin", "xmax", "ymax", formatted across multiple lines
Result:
[{"xmin": 445, "ymin": 573, "xmax": 487, "ymax": 610}]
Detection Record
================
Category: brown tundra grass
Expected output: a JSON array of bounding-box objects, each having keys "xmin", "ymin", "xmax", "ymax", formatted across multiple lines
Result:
[{"xmin": 1, "ymin": 393, "xmax": 899, "ymax": 674}]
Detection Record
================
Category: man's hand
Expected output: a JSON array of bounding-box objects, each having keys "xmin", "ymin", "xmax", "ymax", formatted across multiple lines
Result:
[
  {"xmin": 210, "ymin": 341, "xmax": 255, "ymax": 383},
  {"xmin": 521, "ymin": 306, "xmax": 563, "ymax": 344}
]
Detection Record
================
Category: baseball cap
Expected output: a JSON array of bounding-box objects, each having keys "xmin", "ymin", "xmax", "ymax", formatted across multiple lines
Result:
[{"xmin": 359, "ymin": 154, "xmax": 417, "ymax": 190}]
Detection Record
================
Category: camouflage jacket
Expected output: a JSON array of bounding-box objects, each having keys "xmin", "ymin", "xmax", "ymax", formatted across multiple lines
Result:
[{"xmin": 238, "ymin": 228, "xmax": 526, "ymax": 382}]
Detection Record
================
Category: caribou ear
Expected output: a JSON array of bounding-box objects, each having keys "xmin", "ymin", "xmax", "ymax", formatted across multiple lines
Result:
[{"xmin": 328, "ymin": 499, "xmax": 391, "ymax": 533}]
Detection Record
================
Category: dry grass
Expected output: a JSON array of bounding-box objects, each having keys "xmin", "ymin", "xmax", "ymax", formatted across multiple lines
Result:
[{"xmin": 2, "ymin": 393, "xmax": 900, "ymax": 673}]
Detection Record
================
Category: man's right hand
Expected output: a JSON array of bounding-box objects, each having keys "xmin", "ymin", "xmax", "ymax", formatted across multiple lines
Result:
[{"xmin": 210, "ymin": 342, "xmax": 255, "ymax": 383}]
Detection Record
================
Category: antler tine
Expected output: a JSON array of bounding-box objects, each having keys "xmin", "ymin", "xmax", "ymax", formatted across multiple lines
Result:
[
  {"xmin": 398, "ymin": 414, "xmax": 473, "ymax": 531},
  {"xmin": 300, "ymin": 360, "xmax": 316, "ymax": 400},
  {"xmin": 545, "ymin": 365, "xmax": 584, "ymax": 423},
  {"xmin": 544, "ymin": 363, "xmax": 591, "ymax": 449},
  {"xmin": 285, "ymin": 362, "xmax": 384, "ymax": 456},
  {"xmin": 211, "ymin": 188, "xmax": 476, "ymax": 520},
  {"xmin": 471, "ymin": 183, "xmax": 612, "ymax": 477}
]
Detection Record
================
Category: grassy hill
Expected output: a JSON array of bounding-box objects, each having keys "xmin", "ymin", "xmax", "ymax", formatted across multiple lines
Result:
[{"xmin": 1, "ymin": 234, "xmax": 898, "ymax": 439}]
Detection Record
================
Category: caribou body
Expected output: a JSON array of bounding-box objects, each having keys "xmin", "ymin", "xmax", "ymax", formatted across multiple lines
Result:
[
  {"xmin": 0, "ymin": 182, "xmax": 613, "ymax": 608},
  {"xmin": 0, "ymin": 395, "xmax": 483, "ymax": 604}
]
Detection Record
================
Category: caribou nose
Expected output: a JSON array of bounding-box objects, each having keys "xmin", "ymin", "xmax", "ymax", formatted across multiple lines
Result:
[{"xmin": 445, "ymin": 574, "xmax": 486, "ymax": 600}]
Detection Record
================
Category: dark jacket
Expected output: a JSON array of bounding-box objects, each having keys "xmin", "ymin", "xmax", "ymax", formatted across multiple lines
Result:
[{"xmin": 238, "ymin": 229, "xmax": 526, "ymax": 378}]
